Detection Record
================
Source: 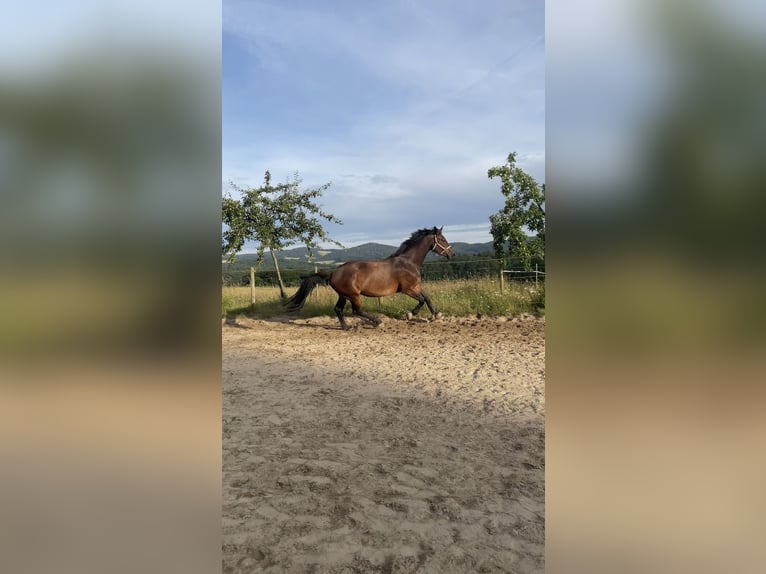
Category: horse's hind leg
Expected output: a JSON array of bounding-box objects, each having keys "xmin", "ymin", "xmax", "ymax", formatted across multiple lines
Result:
[
  {"xmin": 349, "ymin": 295, "xmax": 381, "ymax": 326},
  {"xmin": 335, "ymin": 295, "xmax": 350, "ymax": 330}
]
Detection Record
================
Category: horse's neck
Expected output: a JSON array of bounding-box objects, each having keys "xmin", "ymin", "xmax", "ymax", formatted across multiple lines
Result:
[{"xmin": 398, "ymin": 239, "xmax": 432, "ymax": 267}]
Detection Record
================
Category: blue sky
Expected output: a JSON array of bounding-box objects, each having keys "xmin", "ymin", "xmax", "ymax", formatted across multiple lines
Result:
[{"xmin": 223, "ymin": 0, "xmax": 544, "ymax": 248}]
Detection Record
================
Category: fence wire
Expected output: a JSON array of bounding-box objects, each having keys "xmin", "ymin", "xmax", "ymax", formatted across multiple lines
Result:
[{"xmin": 224, "ymin": 256, "xmax": 544, "ymax": 287}]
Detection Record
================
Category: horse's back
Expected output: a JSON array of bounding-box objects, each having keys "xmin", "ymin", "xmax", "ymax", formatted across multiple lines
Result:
[{"xmin": 330, "ymin": 259, "xmax": 410, "ymax": 297}]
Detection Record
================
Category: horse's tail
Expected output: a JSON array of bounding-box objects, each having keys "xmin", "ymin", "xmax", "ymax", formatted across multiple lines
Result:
[{"xmin": 283, "ymin": 269, "xmax": 333, "ymax": 312}]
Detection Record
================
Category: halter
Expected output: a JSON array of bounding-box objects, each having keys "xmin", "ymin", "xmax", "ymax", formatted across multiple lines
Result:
[{"xmin": 432, "ymin": 235, "xmax": 452, "ymax": 256}]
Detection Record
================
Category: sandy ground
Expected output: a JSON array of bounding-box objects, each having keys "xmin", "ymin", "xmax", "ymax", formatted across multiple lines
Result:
[{"xmin": 222, "ymin": 313, "xmax": 545, "ymax": 574}]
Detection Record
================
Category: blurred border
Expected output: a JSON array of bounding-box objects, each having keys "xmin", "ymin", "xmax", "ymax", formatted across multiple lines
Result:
[
  {"xmin": 547, "ymin": 1, "xmax": 766, "ymax": 573},
  {"xmin": 0, "ymin": 2, "xmax": 222, "ymax": 573},
  {"xmin": 4, "ymin": 1, "xmax": 766, "ymax": 572}
]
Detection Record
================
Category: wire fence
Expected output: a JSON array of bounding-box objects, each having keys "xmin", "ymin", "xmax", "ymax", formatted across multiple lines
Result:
[
  {"xmin": 224, "ymin": 256, "xmax": 545, "ymax": 291},
  {"xmin": 421, "ymin": 258, "xmax": 544, "ymax": 283}
]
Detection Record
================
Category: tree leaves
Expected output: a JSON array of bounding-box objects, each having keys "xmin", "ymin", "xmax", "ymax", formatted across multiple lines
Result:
[
  {"xmin": 221, "ymin": 171, "xmax": 343, "ymax": 264},
  {"xmin": 488, "ymin": 153, "xmax": 545, "ymax": 270}
]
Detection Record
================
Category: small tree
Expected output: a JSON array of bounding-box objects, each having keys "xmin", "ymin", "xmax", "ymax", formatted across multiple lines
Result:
[
  {"xmin": 488, "ymin": 152, "xmax": 545, "ymax": 270},
  {"xmin": 222, "ymin": 171, "xmax": 343, "ymax": 298}
]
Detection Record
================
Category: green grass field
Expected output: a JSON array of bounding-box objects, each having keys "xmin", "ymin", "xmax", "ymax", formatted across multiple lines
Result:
[{"xmin": 222, "ymin": 278, "xmax": 544, "ymax": 319}]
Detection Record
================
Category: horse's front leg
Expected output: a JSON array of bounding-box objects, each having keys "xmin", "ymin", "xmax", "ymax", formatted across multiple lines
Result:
[
  {"xmin": 407, "ymin": 297, "xmax": 425, "ymax": 319},
  {"xmin": 421, "ymin": 291, "xmax": 442, "ymax": 320},
  {"xmin": 405, "ymin": 291, "xmax": 441, "ymax": 321}
]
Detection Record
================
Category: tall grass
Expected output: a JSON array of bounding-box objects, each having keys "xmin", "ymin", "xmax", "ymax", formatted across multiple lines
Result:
[{"xmin": 223, "ymin": 278, "xmax": 544, "ymax": 319}]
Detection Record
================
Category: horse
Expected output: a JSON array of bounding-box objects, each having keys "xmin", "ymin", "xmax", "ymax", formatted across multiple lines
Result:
[{"xmin": 284, "ymin": 226, "xmax": 456, "ymax": 330}]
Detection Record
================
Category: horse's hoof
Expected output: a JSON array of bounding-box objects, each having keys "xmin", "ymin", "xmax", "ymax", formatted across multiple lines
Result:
[
  {"xmin": 432, "ymin": 312, "xmax": 443, "ymax": 321},
  {"xmin": 405, "ymin": 312, "xmax": 413, "ymax": 321}
]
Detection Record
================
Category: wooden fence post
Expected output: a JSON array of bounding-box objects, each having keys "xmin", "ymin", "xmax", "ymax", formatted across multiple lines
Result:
[
  {"xmin": 250, "ymin": 266, "xmax": 256, "ymax": 305},
  {"xmin": 499, "ymin": 260, "xmax": 504, "ymax": 294}
]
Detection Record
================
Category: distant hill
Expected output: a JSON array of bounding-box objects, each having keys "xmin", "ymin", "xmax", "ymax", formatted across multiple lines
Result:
[
  {"xmin": 323, "ymin": 242, "xmax": 396, "ymax": 262},
  {"xmin": 279, "ymin": 240, "xmax": 495, "ymax": 262},
  {"xmin": 224, "ymin": 240, "xmax": 496, "ymax": 273},
  {"xmin": 450, "ymin": 241, "xmax": 495, "ymax": 256}
]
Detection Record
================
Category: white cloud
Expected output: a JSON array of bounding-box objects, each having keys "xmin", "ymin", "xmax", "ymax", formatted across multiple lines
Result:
[{"xmin": 223, "ymin": 0, "xmax": 544, "ymax": 244}]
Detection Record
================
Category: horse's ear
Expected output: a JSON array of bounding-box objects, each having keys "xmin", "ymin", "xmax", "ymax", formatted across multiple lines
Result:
[{"xmin": 438, "ymin": 226, "xmax": 443, "ymax": 233}]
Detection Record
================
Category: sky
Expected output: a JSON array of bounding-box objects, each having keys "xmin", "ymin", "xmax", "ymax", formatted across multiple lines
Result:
[{"xmin": 223, "ymin": 0, "xmax": 544, "ymax": 249}]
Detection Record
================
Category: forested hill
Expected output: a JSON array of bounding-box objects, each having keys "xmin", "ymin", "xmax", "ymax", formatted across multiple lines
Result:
[{"xmin": 225, "ymin": 241, "xmax": 496, "ymax": 272}]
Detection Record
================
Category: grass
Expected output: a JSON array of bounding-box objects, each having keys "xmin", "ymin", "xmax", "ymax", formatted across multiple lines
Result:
[{"xmin": 223, "ymin": 278, "xmax": 544, "ymax": 319}]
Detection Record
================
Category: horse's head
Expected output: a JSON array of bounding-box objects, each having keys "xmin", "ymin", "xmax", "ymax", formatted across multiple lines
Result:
[{"xmin": 431, "ymin": 226, "xmax": 455, "ymax": 260}]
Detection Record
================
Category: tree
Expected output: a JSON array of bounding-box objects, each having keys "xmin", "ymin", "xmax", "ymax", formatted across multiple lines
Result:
[
  {"xmin": 222, "ymin": 171, "xmax": 343, "ymax": 298},
  {"xmin": 488, "ymin": 152, "xmax": 545, "ymax": 270}
]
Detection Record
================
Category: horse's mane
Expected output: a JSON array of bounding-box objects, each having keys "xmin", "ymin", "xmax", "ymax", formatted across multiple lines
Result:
[{"xmin": 389, "ymin": 227, "xmax": 438, "ymax": 257}]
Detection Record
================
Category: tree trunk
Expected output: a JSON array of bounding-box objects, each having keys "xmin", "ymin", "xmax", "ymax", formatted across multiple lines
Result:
[{"xmin": 269, "ymin": 248, "xmax": 286, "ymax": 299}]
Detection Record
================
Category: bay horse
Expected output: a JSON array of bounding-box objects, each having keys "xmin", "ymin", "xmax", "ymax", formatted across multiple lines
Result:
[{"xmin": 284, "ymin": 226, "xmax": 455, "ymax": 330}]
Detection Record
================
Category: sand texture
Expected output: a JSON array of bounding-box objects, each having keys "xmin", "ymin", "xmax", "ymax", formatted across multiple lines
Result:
[{"xmin": 223, "ymin": 313, "xmax": 544, "ymax": 573}]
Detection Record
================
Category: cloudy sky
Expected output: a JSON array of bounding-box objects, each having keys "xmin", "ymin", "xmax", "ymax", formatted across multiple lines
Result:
[{"xmin": 223, "ymin": 0, "xmax": 544, "ymax": 248}]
